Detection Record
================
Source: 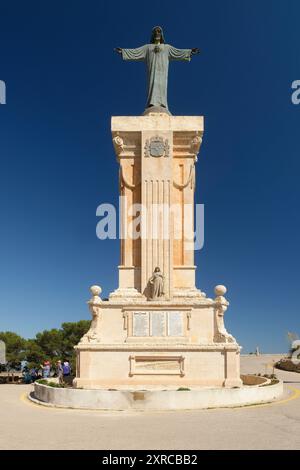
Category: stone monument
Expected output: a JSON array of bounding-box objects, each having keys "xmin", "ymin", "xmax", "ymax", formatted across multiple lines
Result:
[{"xmin": 74, "ymin": 27, "xmax": 242, "ymax": 389}]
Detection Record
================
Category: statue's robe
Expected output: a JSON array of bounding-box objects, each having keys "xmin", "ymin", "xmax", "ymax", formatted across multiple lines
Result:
[
  {"xmin": 121, "ymin": 44, "xmax": 192, "ymax": 110},
  {"xmin": 150, "ymin": 273, "xmax": 164, "ymax": 299}
]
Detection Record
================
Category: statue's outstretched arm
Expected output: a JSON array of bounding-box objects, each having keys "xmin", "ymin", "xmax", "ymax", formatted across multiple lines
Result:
[
  {"xmin": 169, "ymin": 45, "xmax": 200, "ymax": 61},
  {"xmin": 168, "ymin": 45, "xmax": 192, "ymax": 61},
  {"xmin": 117, "ymin": 45, "xmax": 147, "ymax": 61}
]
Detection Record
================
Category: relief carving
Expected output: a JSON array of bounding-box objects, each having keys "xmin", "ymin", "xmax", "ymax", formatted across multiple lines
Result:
[
  {"xmin": 144, "ymin": 135, "xmax": 170, "ymax": 158},
  {"xmin": 190, "ymin": 133, "xmax": 202, "ymax": 160},
  {"xmin": 113, "ymin": 135, "xmax": 124, "ymax": 155}
]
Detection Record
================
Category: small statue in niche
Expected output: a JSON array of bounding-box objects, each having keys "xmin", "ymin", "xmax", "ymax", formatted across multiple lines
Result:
[{"xmin": 147, "ymin": 267, "xmax": 164, "ymax": 300}]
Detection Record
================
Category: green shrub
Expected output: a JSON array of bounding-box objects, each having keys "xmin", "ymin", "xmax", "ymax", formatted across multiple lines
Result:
[
  {"xmin": 36, "ymin": 379, "xmax": 48, "ymax": 385},
  {"xmin": 47, "ymin": 381, "xmax": 65, "ymax": 388},
  {"xmin": 36, "ymin": 379, "xmax": 65, "ymax": 388}
]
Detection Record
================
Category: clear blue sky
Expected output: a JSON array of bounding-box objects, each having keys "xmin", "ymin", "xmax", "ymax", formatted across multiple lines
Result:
[{"xmin": 0, "ymin": 0, "xmax": 299, "ymax": 353}]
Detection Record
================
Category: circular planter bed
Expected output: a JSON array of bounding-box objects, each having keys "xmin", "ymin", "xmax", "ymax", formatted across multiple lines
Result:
[{"xmin": 30, "ymin": 377, "xmax": 283, "ymax": 411}]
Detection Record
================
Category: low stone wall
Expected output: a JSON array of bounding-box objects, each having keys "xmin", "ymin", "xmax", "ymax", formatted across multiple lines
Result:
[{"xmin": 32, "ymin": 379, "xmax": 283, "ymax": 411}]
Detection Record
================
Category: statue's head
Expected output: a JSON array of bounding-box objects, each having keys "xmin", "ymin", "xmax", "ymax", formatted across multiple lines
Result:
[
  {"xmin": 154, "ymin": 266, "xmax": 161, "ymax": 273},
  {"xmin": 150, "ymin": 26, "xmax": 165, "ymax": 44}
]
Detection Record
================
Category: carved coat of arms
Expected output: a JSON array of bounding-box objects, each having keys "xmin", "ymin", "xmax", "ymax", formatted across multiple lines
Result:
[{"xmin": 144, "ymin": 135, "xmax": 169, "ymax": 158}]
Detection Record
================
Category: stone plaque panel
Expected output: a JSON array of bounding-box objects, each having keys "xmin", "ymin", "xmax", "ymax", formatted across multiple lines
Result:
[
  {"xmin": 129, "ymin": 355, "xmax": 185, "ymax": 376},
  {"xmin": 132, "ymin": 311, "xmax": 185, "ymax": 337},
  {"xmin": 150, "ymin": 311, "xmax": 166, "ymax": 336},
  {"xmin": 135, "ymin": 360, "xmax": 179, "ymax": 371},
  {"xmin": 133, "ymin": 311, "xmax": 150, "ymax": 336},
  {"xmin": 168, "ymin": 311, "xmax": 184, "ymax": 336}
]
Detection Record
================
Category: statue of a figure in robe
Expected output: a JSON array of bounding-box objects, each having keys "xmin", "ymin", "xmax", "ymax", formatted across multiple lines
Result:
[
  {"xmin": 148, "ymin": 267, "xmax": 164, "ymax": 300},
  {"xmin": 115, "ymin": 26, "xmax": 200, "ymax": 113}
]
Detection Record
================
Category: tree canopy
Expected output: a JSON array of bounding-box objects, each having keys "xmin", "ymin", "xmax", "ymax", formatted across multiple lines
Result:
[{"xmin": 0, "ymin": 320, "xmax": 90, "ymax": 372}]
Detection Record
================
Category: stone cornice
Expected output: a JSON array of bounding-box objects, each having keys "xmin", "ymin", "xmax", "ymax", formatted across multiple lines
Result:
[
  {"xmin": 99, "ymin": 299, "xmax": 215, "ymax": 308},
  {"xmin": 111, "ymin": 115, "xmax": 204, "ymax": 132},
  {"xmin": 75, "ymin": 342, "xmax": 240, "ymax": 352}
]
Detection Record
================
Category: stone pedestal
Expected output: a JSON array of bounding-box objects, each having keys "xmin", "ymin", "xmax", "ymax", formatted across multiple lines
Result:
[
  {"xmin": 74, "ymin": 112, "xmax": 242, "ymax": 390},
  {"xmin": 110, "ymin": 113, "xmax": 203, "ymax": 299}
]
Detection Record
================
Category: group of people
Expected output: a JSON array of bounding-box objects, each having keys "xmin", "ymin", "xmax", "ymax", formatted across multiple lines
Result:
[{"xmin": 22, "ymin": 360, "xmax": 72, "ymax": 384}]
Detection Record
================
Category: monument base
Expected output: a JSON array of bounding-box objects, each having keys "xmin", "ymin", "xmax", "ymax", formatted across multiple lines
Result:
[{"xmin": 74, "ymin": 295, "xmax": 242, "ymax": 390}]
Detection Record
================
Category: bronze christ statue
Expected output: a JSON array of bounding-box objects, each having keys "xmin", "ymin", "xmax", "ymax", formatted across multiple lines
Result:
[{"xmin": 115, "ymin": 26, "xmax": 200, "ymax": 113}]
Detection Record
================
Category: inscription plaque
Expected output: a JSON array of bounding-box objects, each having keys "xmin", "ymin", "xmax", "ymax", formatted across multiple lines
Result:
[
  {"xmin": 168, "ymin": 312, "xmax": 184, "ymax": 336},
  {"xmin": 131, "ymin": 311, "xmax": 185, "ymax": 337},
  {"xmin": 133, "ymin": 311, "xmax": 150, "ymax": 336},
  {"xmin": 129, "ymin": 355, "xmax": 185, "ymax": 376},
  {"xmin": 135, "ymin": 360, "xmax": 179, "ymax": 370},
  {"xmin": 151, "ymin": 311, "xmax": 166, "ymax": 336}
]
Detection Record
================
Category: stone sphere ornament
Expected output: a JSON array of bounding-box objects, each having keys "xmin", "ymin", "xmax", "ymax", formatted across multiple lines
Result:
[
  {"xmin": 90, "ymin": 285, "xmax": 102, "ymax": 296},
  {"xmin": 214, "ymin": 285, "xmax": 227, "ymax": 297}
]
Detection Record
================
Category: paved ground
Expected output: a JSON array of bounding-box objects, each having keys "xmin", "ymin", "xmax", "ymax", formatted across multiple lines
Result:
[{"xmin": 0, "ymin": 355, "xmax": 300, "ymax": 450}]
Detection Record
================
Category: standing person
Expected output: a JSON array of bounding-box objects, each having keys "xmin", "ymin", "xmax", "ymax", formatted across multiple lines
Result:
[
  {"xmin": 29, "ymin": 367, "xmax": 37, "ymax": 382},
  {"xmin": 63, "ymin": 361, "xmax": 71, "ymax": 378},
  {"xmin": 56, "ymin": 361, "xmax": 64, "ymax": 385},
  {"xmin": 42, "ymin": 361, "xmax": 50, "ymax": 378},
  {"xmin": 22, "ymin": 366, "xmax": 32, "ymax": 384}
]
